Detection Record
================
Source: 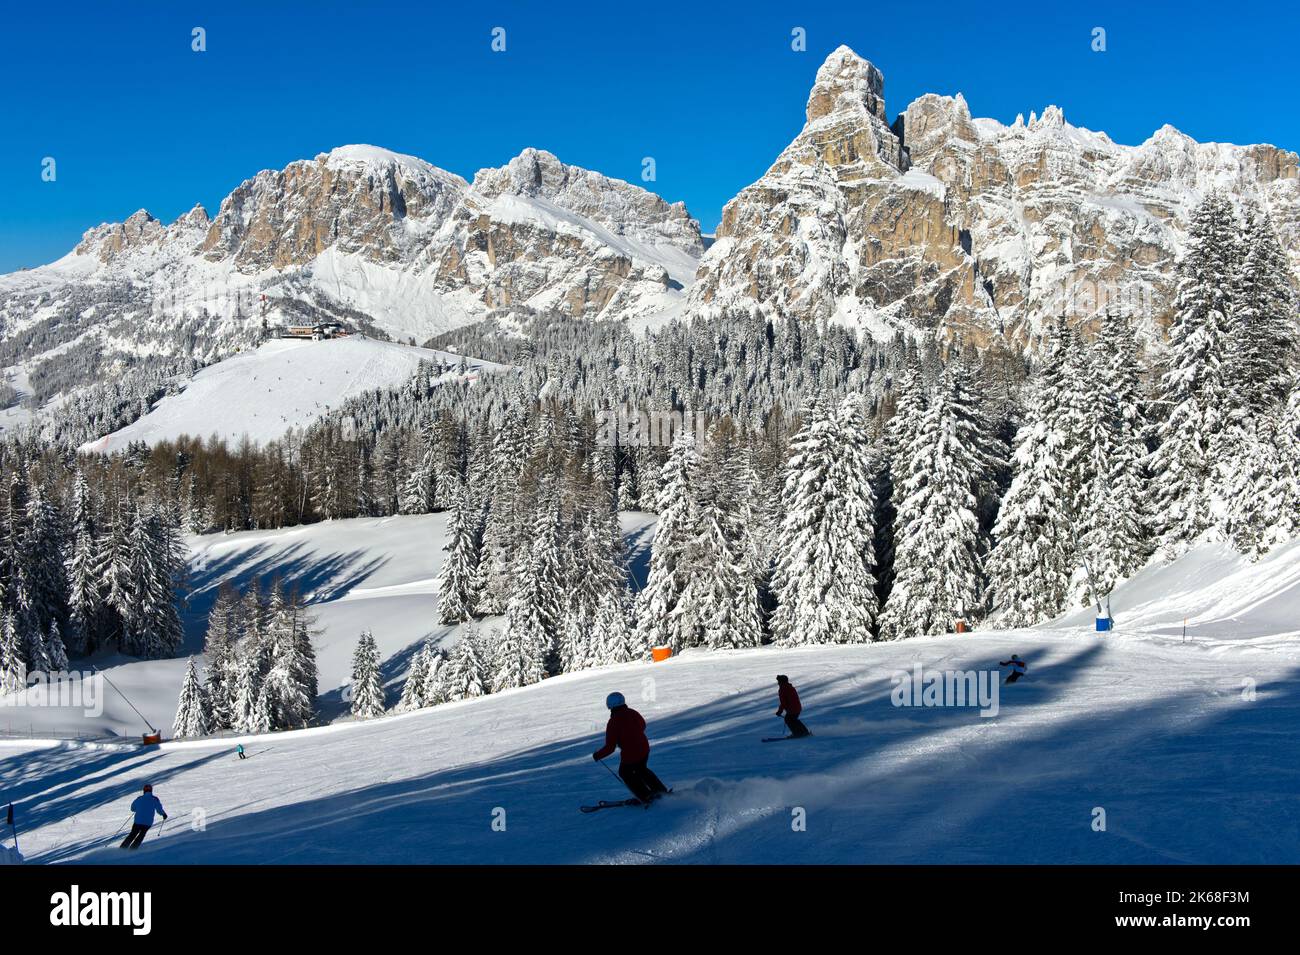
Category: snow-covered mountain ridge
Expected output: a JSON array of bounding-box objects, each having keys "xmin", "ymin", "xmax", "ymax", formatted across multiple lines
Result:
[{"xmin": 3, "ymin": 44, "xmax": 1297, "ymax": 414}]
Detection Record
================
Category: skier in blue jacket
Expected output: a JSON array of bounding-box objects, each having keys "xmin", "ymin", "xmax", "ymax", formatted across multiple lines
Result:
[{"xmin": 120, "ymin": 784, "xmax": 167, "ymax": 850}]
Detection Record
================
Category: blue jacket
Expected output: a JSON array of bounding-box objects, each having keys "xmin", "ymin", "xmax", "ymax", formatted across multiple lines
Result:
[{"xmin": 130, "ymin": 794, "xmax": 167, "ymax": 826}]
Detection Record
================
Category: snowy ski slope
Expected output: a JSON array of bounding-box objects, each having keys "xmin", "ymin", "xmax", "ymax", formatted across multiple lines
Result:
[
  {"xmin": 79, "ymin": 336, "xmax": 506, "ymax": 451},
  {"xmin": 1, "ymin": 524, "xmax": 1298, "ymax": 864}
]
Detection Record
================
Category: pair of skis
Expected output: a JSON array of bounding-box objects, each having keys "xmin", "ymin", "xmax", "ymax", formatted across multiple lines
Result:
[
  {"xmin": 580, "ymin": 789, "xmax": 673, "ymax": 813},
  {"xmin": 579, "ymin": 797, "xmax": 649, "ymax": 813}
]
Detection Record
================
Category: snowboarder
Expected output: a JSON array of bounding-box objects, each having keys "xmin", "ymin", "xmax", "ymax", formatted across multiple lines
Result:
[
  {"xmin": 593, "ymin": 692, "xmax": 669, "ymax": 804},
  {"xmin": 237, "ymin": 743, "xmax": 246, "ymax": 760},
  {"xmin": 775, "ymin": 675, "xmax": 811, "ymax": 738},
  {"xmin": 120, "ymin": 784, "xmax": 167, "ymax": 850},
  {"xmin": 1000, "ymin": 654, "xmax": 1027, "ymax": 684}
]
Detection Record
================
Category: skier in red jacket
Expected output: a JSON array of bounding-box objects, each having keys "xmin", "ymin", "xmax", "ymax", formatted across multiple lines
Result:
[
  {"xmin": 775, "ymin": 675, "xmax": 811, "ymax": 738},
  {"xmin": 593, "ymin": 692, "xmax": 669, "ymax": 803}
]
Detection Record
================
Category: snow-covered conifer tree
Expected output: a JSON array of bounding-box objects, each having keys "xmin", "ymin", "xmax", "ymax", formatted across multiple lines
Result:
[
  {"xmin": 880, "ymin": 366, "xmax": 997, "ymax": 639},
  {"xmin": 438, "ymin": 484, "xmax": 482, "ymax": 624},
  {"xmin": 1150, "ymin": 191, "xmax": 1239, "ymax": 553},
  {"xmin": 395, "ymin": 644, "xmax": 431, "ymax": 712},
  {"xmin": 443, "ymin": 627, "xmax": 488, "ymax": 701},
  {"xmin": 349, "ymin": 631, "xmax": 386, "ymax": 719},
  {"xmin": 770, "ymin": 396, "xmax": 879, "ymax": 644},
  {"xmin": 985, "ymin": 364, "xmax": 1075, "ymax": 626},
  {"xmin": 45, "ymin": 621, "xmax": 68, "ymax": 672},
  {"xmin": 635, "ymin": 432, "xmax": 700, "ymax": 653},
  {"xmin": 172, "ymin": 658, "xmax": 210, "ymax": 738}
]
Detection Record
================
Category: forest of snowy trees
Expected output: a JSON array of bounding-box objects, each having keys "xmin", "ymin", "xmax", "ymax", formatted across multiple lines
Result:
[
  {"xmin": 1, "ymin": 191, "xmax": 1296, "ymax": 738},
  {"xmin": 172, "ymin": 580, "xmax": 319, "ymax": 738}
]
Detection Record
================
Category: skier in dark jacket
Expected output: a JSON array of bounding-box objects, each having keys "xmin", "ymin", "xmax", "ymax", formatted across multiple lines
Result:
[
  {"xmin": 775, "ymin": 675, "xmax": 811, "ymax": 737},
  {"xmin": 1000, "ymin": 654, "xmax": 1027, "ymax": 684},
  {"xmin": 593, "ymin": 692, "xmax": 669, "ymax": 803},
  {"xmin": 120, "ymin": 784, "xmax": 167, "ymax": 850}
]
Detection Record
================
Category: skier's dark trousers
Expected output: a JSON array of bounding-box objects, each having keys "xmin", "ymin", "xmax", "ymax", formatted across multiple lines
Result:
[
  {"xmin": 775, "ymin": 675, "xmax": 811, "ymax": 737},
  {"xmin": 594, "ymin": 693, "xmax": 669, "ymax": 803},
  {"xmin": 121, "ymin": 784, "xmax": 167, "ymax": 850},
  {"xmin": 1000, "ymin": 655, "xmax": 1027, "ymax": 684}
]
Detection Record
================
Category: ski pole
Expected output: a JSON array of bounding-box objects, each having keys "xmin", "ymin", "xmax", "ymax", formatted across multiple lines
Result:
[
  {"xmin": 596, "ymin": 757, "xmax": 638, "ymax": 799},
  {"xmin": 155, "ymin": 818, "xmax": 167, "ymax": 839},
  {"xmin": 113, "ymin": 815, "xmax": 132, "ymax": 837},
  {"xmin": 596, "ymin": 757, "xmax": 622, "ymax": 785}
]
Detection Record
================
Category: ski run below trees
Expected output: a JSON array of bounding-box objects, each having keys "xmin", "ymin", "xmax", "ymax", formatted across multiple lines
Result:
[{"xmin": 1, "ymin": 516, "xmax": 1299, "ymax": 863}]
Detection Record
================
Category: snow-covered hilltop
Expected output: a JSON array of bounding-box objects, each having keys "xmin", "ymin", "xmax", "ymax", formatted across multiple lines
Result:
[{"xmin": 79, "ymin": 337, "xmax": 504, "ymax": 451}]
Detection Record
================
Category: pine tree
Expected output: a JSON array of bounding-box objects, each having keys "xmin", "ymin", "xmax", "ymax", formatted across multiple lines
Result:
[
  {"xmin": 172, "ymin": 657, "xmax": 210, "ymax": 738},
  {"xmin": 683, "ymin": 424, "xmax": 765, "ymax": 649},
  {"xmin": 25, "ymin": 623, "xmax": 50, "ymax": 675},
  {"xmin": 985, "ymin": 364, "xmax": 1075, "ymax": 626},
  {"xmin": 396, "ymin": 644, "xmax": 431, "ymax": 712},
  {"xmin": 349, "ymin": 631, "xmax": 386, "ymax": 719},
  {"xmin": 475, "ymin": 409, "xmax": 528, "ymax": 615},
  {"xmin": 45, "ymin": 621, "xmax": 68, "ymax": 672},
  {"xmin": 249, "ymin": 683, "xmax": 274, "ymax": 734},
  {"xmin": 770, "ymin": 397, "xmax": 879, "ymax": 644},
  {"xmin": 202, "ymin": 584, "xmax": 241, "ymax": 731},
  {"xmin": 262, "ymin": 582, "xmax": 316, "ymax": 729},
  {"xmin": 232, "ymin": 644, "xmax": 262, "ymax": 733},
  {"xmin": 594, "ymin": 590, "xmax": 640, "ymax": 664},
  {"xmin": 1222, "ymin": 409, "xmax": 1294, "ymax": 558},
  {"xmin": 1079, "ymin": 315, "xmax": 1153, "ymax": 593},
  {"xmin": 1150, "ymin": 191, "xmax": 1238, "ymax": 554},
  {"xmin": 1230, "ymin": 205, "xmax": 1298, "ymax": 414},
  {"xmin": 491, "ymin": 614, "xmax": 538, "ymax": 692},
  {"xmin": 880, "ymin": 366, "xmax": 997, "ymax": 639},
  {"xmin": 635, "ymin": 432, "xmax": 700, "ymax": 653},
  {"xmin": 65, "ymin": 469, "xmax": 101, "ymax": 656},
  {"xmin": 0, "ymin": 611, "xmax": 24, "ymax": 694},
  {"xmin": 443, "ymin": 627, "xmax": 488, "ymax": 701},
  {"xmin": 420, "ymin": 648, "xmax": 448, "ymax": 706},
  {"xmin": 438, "ymin": 484, "xmax": 482, "ymax": 624}
]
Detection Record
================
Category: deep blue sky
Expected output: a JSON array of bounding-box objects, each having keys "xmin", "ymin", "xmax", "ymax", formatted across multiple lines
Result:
[{"xmin": 2, "ymin": 1, "xmax": 1296, "ymax": 273}]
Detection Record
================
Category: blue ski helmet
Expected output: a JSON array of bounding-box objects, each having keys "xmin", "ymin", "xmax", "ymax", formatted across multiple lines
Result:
[{"xmin": 605, "ymin": 692, "xmax": 625, "ymax": 709}]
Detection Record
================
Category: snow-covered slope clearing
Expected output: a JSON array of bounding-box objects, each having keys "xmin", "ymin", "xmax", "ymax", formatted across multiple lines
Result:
[{"xmin": 80, "ymin": 337, "xmax": 505, "ymax": 451}]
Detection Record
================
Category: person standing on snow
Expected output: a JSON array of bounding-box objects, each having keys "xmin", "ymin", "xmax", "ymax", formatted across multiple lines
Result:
[
  {"xmin": 775, "ymin": 675, "xmax": 811, "ymax": 738},
  {"xmin": 1000, "ymin": 654, "xmax": 1027, "ymax": 684},
  {"xmin": 237, "ymin": 743, "xmax": 246, "ymax": 760},
  {"xmin": 120, "ymin": 784, "xmax": 168, "ymax": 850},
  {"xmin": 593, "ymin": 692, "xmax": 669, "ymax": 803}
]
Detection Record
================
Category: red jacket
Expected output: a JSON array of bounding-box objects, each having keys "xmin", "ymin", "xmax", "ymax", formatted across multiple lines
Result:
[
  {"xmin": 594, "ymin": 706, "xmax": 650, "ymax": 765},
  {"xmin": 777, "ymin": 683, "xmax": 801, "ymax": 718}
]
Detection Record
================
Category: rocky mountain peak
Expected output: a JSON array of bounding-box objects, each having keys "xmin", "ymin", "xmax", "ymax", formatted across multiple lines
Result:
[
  {"xmin": 74, "ymin": 209, "xmax": 164, "ymax": 261},
  {"xmin": 807, "ymin": 45, "xmax": 889, "ymax": 126},
  {"xmin": 470, "ymin": 148, "xmax": 703, "ymax": 255}
]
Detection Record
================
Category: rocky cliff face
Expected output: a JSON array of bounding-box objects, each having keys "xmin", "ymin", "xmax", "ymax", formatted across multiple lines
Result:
[
  {"xmin": 199, "ymin": 146, "xmax": 466, "ymax": 270},
  {"xmin": 688, "ymin": 45, "xmax": 1300, "ymax": 348}
]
